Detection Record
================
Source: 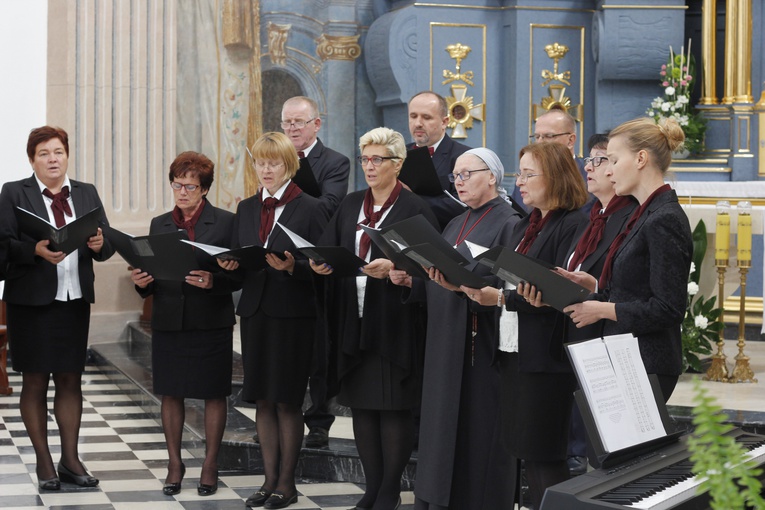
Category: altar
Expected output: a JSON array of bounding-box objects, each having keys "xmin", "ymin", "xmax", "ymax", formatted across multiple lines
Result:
[{"xmin": 671, "ymin": 181, "xmax": 765, "ymax": 334}]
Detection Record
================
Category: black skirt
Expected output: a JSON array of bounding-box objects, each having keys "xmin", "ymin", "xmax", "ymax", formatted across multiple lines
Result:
[
  {"xmin": 499, "ymin": 352, "xmax": 577, "ymax": 461},
  {"xmin": 152, "ymin": 327, "xmax": 233, "ymax": 399},
  {"xmin": 338, "ymin": 349, "xmax": 420, "ymax": 410},
  {"xmin": 240, "ymin": 313, "xmax": 314, "ymax": 406},
  {"xmin": 7, "ymin": 299, "xmax": 90, "ymax": 373}
]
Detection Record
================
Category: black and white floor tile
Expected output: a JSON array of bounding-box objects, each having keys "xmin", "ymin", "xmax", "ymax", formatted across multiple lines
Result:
[{"xmin": 0, "ymin": 367, "xmax": 416, "ymax": 510}]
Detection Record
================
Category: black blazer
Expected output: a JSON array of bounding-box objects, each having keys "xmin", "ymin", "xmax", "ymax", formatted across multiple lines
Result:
[
  {"xmin": 0, "ymin": 175, "xmax": 114, "ymax": 305},
  {"xmin": 135, "ymin": 202, "xmax": 239, "ymax": 331},
  {"xmin": 409, "ymin": 134, "xmax": 471, "ymax": 229},
  {"xmin": 233, "ymin": 190, "xmax": 328, "ymax": 319},
  {"xmin": 564, "ymin": 198, "xmax": 638, "ymax": 342},
  {"xmin": 600, "ymin": 190, "xmax": 692, "ymax": 376},
  {"xmin": 503, "ymin": 208, "xmax": 588, "ymax": 372},
  {"xmin": 306, "ymin": 138, "xmax": 351, "ymax": 218}
]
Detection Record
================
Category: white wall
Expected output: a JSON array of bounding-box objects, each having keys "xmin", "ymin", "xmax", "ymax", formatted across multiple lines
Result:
[{"xmin": 0, "ymin": 0, "xmax": 47, "ymax": 186}]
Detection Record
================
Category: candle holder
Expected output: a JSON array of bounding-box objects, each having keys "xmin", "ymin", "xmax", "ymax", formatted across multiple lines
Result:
[
  {"xmin": 704, "ymin": 263, "xmax": 729, "ymax": 381},
  {"xmin": 729, "ymin": 202, "xmax": 756, "ymax": 383}
]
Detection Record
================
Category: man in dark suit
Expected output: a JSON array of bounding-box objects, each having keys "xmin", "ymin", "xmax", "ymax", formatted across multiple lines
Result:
[
  {"xmin": 281, "ymin": 96, "xmax": 350, "ymax": 219},
  {"xmin": 281, "ymin": 96, "xmax": 350, "ymax": 448},
  {"xmin": 407, "ymin": 90, "xmax": 471, "ymax": 228}
]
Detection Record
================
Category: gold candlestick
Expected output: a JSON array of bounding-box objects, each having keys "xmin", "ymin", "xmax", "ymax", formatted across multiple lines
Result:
[
  {"xmin": 705, "ymin": 201, "xmax": 730, "ymax": 382},
  {"xmin": 704, "ymin": 264, "xmax": 729, "ymax": 381},
  {"xmin": 729, "ymin": 202, "xmax": 756, "ymax": 383}
]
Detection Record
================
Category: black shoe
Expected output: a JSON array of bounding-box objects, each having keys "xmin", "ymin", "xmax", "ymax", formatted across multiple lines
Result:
[
  {"xmin": 38, "ymin": 476, "xmax": 60, "ymax": 491},
  {"xmin": 263, "ymin": 491, "xmax": 298, "ymax": 509},
  {"xmin": 567, "ymin": 455, "xmax": 588, "ymax": 476},
  {"xmin": 162, "ymin": 463, "xmax": 186, "ymax": 496},
  {"xmin": 305, "ymin": 427, "xmax": 329, "ymax": 448},
  {"xmin": 57, "ymin": 462, "xmax": 99, "ymax": 487},
  {"xmin": 246, "ymin": 487, "xmax": 273, "ymax": 507},
  {"xmin": 253, "ymin": 431, "xmax": 260, "ymax": 444},
  {"xmin": 197, "ymin": 469, "xmax": 218, "ymax": 496}
]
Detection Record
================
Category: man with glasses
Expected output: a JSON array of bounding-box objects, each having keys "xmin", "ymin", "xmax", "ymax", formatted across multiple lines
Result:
[
  {"xmin": 281, "ymin": 96, "xmax": 350, "ymax": 219},
  {"xmin": 280, "ymin": 96, "xmax": 350, "ymax": 449},
  {"xmin": 407, "ymin": 91, "xmax": 471, "ymax": 228},
  {"xmin": 512, "ymin": 108, "xmax": 592, "ymax": 213}
]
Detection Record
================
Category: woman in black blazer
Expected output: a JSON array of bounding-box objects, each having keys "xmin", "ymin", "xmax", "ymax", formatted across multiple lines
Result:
[
  {"xmin": 469, "ymin": 142, "xmax": 588, "ymax": 508},
  {"xmin": 229, "ymin": 132, "xmax": 326, "ymax": 510},
  {"xmin": 562, "ymin": 117, "xmax": 693, "ymax": 402},
  {"xmin": 131, "ymin": 151, "xmax": 238, "ymax": 497},
  {"xmin": 312, "ymin": 127, "xmax": 439, "ymax": 510},
  {"xmin": 0, "ymin": 126, "xmax": 113, "ymax": 490}
]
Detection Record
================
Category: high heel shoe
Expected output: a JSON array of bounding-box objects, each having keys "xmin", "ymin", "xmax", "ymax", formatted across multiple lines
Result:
[
  {"xmin": 38, "ymin": 476, "xmax": 61, "ymax": 491},
  {"xmin": 162, "ymin": 463, "xmax": 186, "ymax": 496},
  {"xmin": 57, "ymin": 462, "xmax": 99, "ymax": 487},
  {"xmin": 197, "ymin": 469, "xmax": 218, "ymax": 496}
]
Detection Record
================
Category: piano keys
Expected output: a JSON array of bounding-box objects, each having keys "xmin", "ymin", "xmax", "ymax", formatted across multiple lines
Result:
[{"xmin": 540, "ymin": 428, "xmax": 765, "ymax": 510}]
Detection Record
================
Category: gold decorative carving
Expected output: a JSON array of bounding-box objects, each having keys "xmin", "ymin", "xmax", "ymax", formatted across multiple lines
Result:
[
  {"xmin": 541, "ymin": 42, "xmax": 571, "ymax": 86},
  {"xmin": 445, "ymin": 84, "xmax": 484, "ymax": 139},
  {"xmin": 222, "ymin": 0, "xmax": 254, "ymax": 55},
  {"xmin": 442, "ymin": 43, "xmax": 474, "ymax": 86},
  {"xmin": 267, "ymin": 22, "xmax": 291, "ymax": 66},
  {"xmin": 533, "ymin": 85, "xmax": 583, "ymax": 123},
  {"xmin": 316, "ymin": 34, "xmax": 361, "ymax": 61}
]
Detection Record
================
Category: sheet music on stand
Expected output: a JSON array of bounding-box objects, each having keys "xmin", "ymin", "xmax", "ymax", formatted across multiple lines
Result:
[{"xmin": 566, "ymin": 334, "xmax": 680, "ymax": 468}]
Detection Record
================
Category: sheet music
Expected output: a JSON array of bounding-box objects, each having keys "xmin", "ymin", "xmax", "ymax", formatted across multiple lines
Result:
[
  {"xmin": 444, "ymin": 189, "xmax": 468, "ymax": 207},
  {"xmin": 181, "ymin": 239, "xmax": 228, "ymax": 256},
  {"xmin": 275, "ymin": 222, "xmax": 314, "ymax": 248},
  {"xmin": 464, "ymin": 240, "xmax": 488, "ymax": 259},
  {"xmin": 568, "ymin": 334, "xmax": 666, "ymax": 452}
]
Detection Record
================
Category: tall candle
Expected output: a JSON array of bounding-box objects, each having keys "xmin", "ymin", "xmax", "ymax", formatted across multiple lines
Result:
[
  {"xmin": 715, "ymin": 201, "xmax": 730, "ymax": 261},
  {"xmin": 737, "ymin": 201, "xmax": 752, "ymax": 263}
]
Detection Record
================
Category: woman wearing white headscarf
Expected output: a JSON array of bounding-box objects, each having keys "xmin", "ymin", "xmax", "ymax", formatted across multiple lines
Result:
[{"xmin": 391, "ymin": 148, "xmax": 522, "ymax": 510}]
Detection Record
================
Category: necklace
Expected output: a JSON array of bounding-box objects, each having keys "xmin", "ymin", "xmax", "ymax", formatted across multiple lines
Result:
[{"xmin": 453, "ymin": 206, "xmax": 494, "ymax": 248}]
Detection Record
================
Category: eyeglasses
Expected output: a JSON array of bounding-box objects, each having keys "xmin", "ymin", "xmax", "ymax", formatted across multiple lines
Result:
[
  {"xmin": 357, "ymin": 155, "xmax": 400, "ymax": 166},
  {"xmin": 448, "ymin": 168, "xmax": 491, "ymax": 182},
  {"xmin": 583, "ymin": 156, "xmax": 609, "ymax": 168},
  {"xmin": 280, "ymin": 118, "xmax": 315, "ymax": 129},
  {"xmin": 171, "ymin": 182, "xmax": 200, "ymax": 192},
  {"xmin": 254, "ymin": 161, "xmax": 285, "ymax": 170},
  {"xmin": 529, "ymin": 132, "xmax": 571, "ymax": 142},
  {"xmin": 513, "ymin": 172, "xmax": 542, "ymax": 183}
]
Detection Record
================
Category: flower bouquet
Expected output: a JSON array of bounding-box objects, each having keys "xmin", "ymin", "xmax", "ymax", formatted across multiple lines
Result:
[{"xmin": 646, "ymin": 40, "xmax": 707, "ymax": 155}]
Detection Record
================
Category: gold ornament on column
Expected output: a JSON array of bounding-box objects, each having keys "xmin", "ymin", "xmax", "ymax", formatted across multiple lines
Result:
[
  {"xmin": 441, "ymin": 43, "xmax": 483, "ymax": 139},
  {"xmin": 533, "ymin": 43, "xmax": 582, "ymax": 122},
  {"xmin": 267, "ymin": 22, "xmax": 291, "ymax": 66},
  {"xmin": 316, "ymin": 34, "xmax": 361, "ymax": 61}
]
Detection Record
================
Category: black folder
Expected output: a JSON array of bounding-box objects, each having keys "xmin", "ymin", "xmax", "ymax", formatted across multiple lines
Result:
[
  {"xmin": 102, "ymin": 225, "xmax": 198, "ymax": 281},
  {"xmin": 274, "ymin": 222, "xmax": 366, "ymax": 278},
  {"xmin": 379, "ymin": 214, "xmax": 468, "ymax": 266},
  {"xmin": 15, "ymin": 206, "xmax": 102, "ymax": 255},
  {"xmin": 491, "ymin": 248, "xmax": 590, "ymax": 312},
  {"xmin": 183, "ymin": 241, "xmax": 285, "ymax": 271},
  {"xmin": 402, "ymin": 243, "xmax": 489, "ymax": 289},
  {"xmin": 293, "ymin": 157, "xmax": 321, "ymax": 198},
  {"xmin": 399, "ymin": 146, "xmax": 443, "ymax": 196},
  {"xmin": 359, "ymin": 225, "xmax": 428, "ymax": 279}
]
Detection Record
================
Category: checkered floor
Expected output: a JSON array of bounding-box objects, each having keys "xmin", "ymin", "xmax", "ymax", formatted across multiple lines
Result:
[{"xmin": 0, "ymin": 367, "xmax": 416, "ymax": 509}]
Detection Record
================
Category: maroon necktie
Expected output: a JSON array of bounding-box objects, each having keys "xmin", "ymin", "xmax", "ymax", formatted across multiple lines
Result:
[
  {"xmin": 297, "ymin": 151, "xmax": 306, "ymax": 159},
  {"xmin": 428, "ymin": 146, "xmax": 435, "ymax": 157},
  {"xmin": 259, "ymin": 182, "xmax": 303, "ymax": 243},
  {"xmin": 42, "ymin": 186, "xmax": 73, "ymax": 228}
]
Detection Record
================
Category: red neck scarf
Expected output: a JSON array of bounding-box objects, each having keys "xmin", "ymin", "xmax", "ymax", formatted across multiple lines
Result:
[
  {"xmin": 357, "ymin": 180, "xmax": 403, "ymax": 259},
  {"xmin": 516, "ymin": 208, "xmax": 554, "ymax": 255},
  {"xmin": 259, "ymin": 181, "xmax": 302, "ymax": 244},
  {"xmin": 599, "ymin": 185, "xmax": 671, "ymax": 288},
  {"xmin": 42, "ymin": 186, "xmax": 73, "ymax": 228},
  {"xmin": 172, "ymin": 198, "xmax": 207, "ymax": 242},
  {"xmin": 568, "ymin": 195, "xmax": 633, "ymax": 271}
]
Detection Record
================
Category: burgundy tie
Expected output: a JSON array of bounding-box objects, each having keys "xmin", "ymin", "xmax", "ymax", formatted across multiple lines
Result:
[
  {"xmin": 297, "ymin": 151, "xmax": 305, "ymax": 159},
  {"xmin": 428, "ymin": 146, "xmax": 435, "ymax": 157},
  {"xmin": 42, "ymin": 186, "xmax": 73, "ymax": 228}
]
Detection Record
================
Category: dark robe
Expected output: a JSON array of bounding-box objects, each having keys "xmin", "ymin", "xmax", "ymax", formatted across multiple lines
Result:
[
  {"xmin": 319, "ymin": 188, "xmax": 439, "ymax": 408},
  {"xmin": 411, "ymin": 196, "xmax": 522, "ymax": 510}
]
